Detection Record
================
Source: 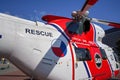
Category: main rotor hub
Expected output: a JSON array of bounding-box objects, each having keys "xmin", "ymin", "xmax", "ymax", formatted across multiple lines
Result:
[{"xmin": 71, "ymin": 11, "xmax": 89, "ymax": 21}]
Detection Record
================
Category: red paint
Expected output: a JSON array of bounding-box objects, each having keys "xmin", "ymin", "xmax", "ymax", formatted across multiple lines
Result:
[
  {"xmin": 109, "ymin": 23, "xmax": 120, "ymax": 28},
  {"xmin": 87, "ymin": 0, "xmax": 98, "ymax": 5},
  {"xmin": 87, "ymin": 47, "xmax": 112, "ymax": 79},
  {"xmin": 42, "ymin": 15, "xmax": 71, "ymax": 22},
  {"xmin": 69, "ymin": 42, "xmax": 75, "ymax": 80},
  {"xmin": 114, "ymin": 70, "xmax": 120, "ymax": 77},
  {"xmin": 52, "ymin": 47, "xmax": 65, "ymax": 57}
]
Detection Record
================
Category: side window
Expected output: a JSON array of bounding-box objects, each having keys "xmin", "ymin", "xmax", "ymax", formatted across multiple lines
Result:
[
  {"xmin": 113, "ymin": 53, "xmax": 119, "ymax": 68},
  {"xmin": 114, "ymin": 53, "xmax": 119, "ymax": 62},
  {"xmin": 100, "ymin": 47, "xmax": 107, "ymax": 59},
  {"xmin": 74, "ymin": 47, "xmax": 91, "ymax": 61},
  {"xmin": 83, "ymin": 20, "xmax": 90, "ymax": 33}
]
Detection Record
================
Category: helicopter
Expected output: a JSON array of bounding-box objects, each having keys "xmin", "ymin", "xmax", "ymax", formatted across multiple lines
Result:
[{"xmin": 0, "ymin": 0, "xmax": 120, "ymax": 80}]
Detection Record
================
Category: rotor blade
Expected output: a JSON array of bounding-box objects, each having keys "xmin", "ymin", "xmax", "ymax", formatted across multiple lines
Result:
[
  {"xmin": 80, "ymin": 0, "xmax": 98, "ymax": 15},
  {"xmin": 91, "ymin": 18, "xmax": 120, "ymax": 28}
]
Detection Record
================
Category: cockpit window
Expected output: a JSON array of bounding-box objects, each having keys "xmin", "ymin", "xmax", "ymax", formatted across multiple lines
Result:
[
  {"xmin": 74, "ymin": 47, "xmax": 91, "ymax": 61},
  {"xmin": 67, "ymin": 21, "xmax": 84, "ymax": 34},
  {"xmin": 67, "ymin": 20, "xmax": 90, "ymax": 34}
]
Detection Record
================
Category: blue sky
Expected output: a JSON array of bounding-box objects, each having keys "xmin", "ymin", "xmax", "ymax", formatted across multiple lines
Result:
[{"xmin": 0, "ymin": 0, "xmax": 120, "ymax": 29}]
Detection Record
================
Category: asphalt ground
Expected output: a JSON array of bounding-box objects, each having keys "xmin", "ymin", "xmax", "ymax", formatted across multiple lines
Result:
[
  {"xmin": 0, "ymin": 63, "xmax": 30, "ymax": 80},
  {"xmin": 0, "ymin": 63, "xmax": 120, "ymax": 80}
]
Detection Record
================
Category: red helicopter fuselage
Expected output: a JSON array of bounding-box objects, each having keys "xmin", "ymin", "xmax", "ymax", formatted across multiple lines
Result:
[{"xmin": 42, "ymin": 15, "xmax": 120, "ymax": 80}]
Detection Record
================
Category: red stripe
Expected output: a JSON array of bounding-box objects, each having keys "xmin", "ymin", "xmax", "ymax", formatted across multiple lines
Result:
[
  {"xmin": 81, "ymin": 0, "xmax": 98, "ymax": 11},
  {"xmin": 69, "ymin": 42, "xmax": 75, "ymax": 80},
  {"xmin": 87, "ymin": 0, "xmax": 98, "ymax": 5},
  {"xmin": 109, "ymin": 23, "xmax": 120, "ymax": 28}
]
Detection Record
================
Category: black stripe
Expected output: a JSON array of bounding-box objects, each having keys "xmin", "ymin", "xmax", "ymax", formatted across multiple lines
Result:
[
  {"xmin": 83, "ymin": 61, "xmax": 91, "ymax": 79},
  {"xmin": 0, "ymin": 35, "xmax": 2, "ymax": 38}
]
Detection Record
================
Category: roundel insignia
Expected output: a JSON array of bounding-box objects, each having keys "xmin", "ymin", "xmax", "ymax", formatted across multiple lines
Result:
[
  {"xmin": 95, "ymin": 53, "xmax": 102, "ymax": 68},
  {"xmin": 51, "ymin": 39, "xmax": 67, "ymax": 57}
]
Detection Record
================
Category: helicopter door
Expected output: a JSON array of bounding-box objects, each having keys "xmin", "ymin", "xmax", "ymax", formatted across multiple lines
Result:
[
  {"xmin": 74, "ymin": 46, "xmax": 92, "ymax": 80},
  {"xmin": 88, "ymin": 47, "xmax": 112, "ymax": 79},
  {"xmin": 74, "ymin": 45, "xmax": 112, "ymax": 79}
]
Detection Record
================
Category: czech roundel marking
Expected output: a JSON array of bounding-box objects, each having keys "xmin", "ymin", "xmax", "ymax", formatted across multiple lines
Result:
[{"xmin": 52, "ymin": 39, "xmax": 67, "ymax": 57}]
